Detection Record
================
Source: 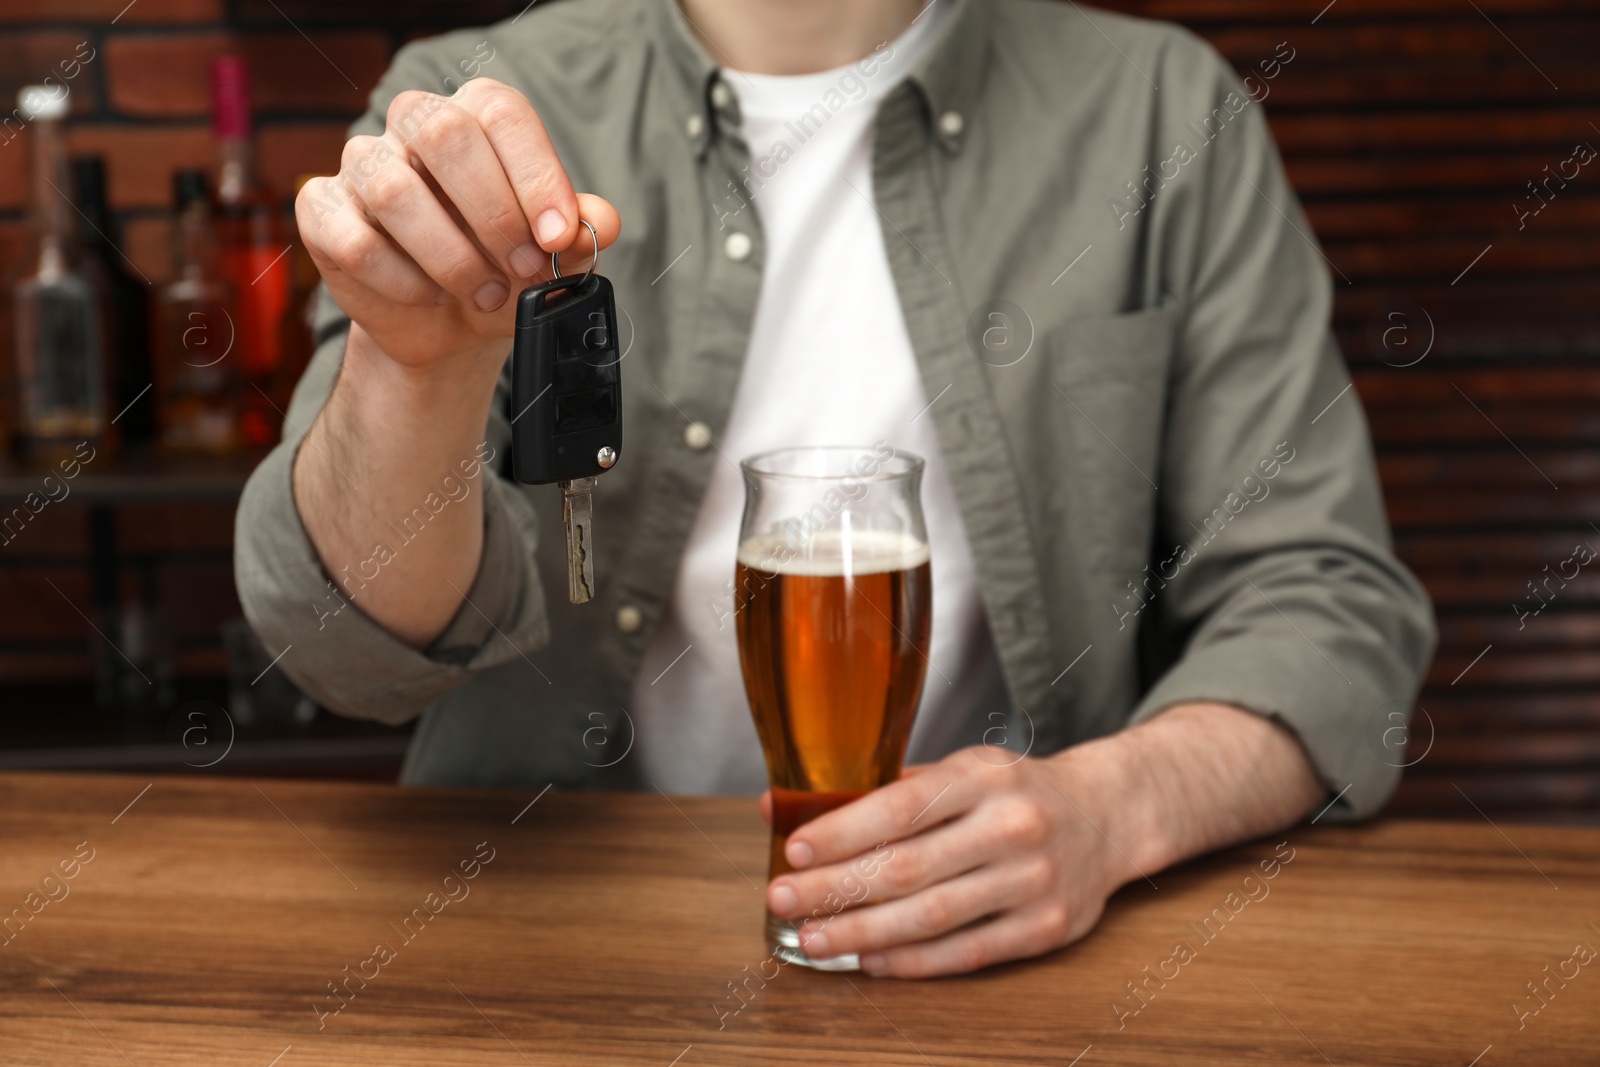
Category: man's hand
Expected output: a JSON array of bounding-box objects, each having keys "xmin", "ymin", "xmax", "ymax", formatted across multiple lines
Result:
[
  {"xmin": 766, "ymin": 749, "xmax": 1120, "ymax": 978},
  {"xmin": 297, "ymin": 77, "xmax": 621, "ymax": 374},
  {"xmin": 762, "ymin": 702, "xmax": 1324, "ymax": 978},
  {"xmin": 290, "ymin": 78, "xmax": 622, "ymax": 647}
]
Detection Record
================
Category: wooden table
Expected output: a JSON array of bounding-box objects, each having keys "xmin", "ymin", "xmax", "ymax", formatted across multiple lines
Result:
[{"xmin": 2, "ymin": 773, "xmax": 1597, "ymax": 1066}]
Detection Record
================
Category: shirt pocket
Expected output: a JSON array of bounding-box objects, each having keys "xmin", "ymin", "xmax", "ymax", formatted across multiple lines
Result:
[{"xmin": 1046, "ymin": 305, "xmax": 1181, "ymax": 573}]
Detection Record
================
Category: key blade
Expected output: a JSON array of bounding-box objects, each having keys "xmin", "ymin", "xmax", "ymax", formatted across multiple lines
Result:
[{"xmin": 560, "ymin": 476, "xmax": 597, "ymax": 604}]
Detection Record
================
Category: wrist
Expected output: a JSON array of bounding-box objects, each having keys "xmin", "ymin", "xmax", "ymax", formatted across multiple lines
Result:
[
  {"xmin": 290, "ymin": 322, "xmax": 497, "ymax": 648},
  {"xmin": 1046, "ymin": 728, "xmax": 1177, "ymax": 891},
  {"xmin": 293, "ymin": 323, "xmax": 502, "ymax": 521}
]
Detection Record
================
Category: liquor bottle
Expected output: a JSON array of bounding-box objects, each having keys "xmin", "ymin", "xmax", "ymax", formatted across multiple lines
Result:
[
  {"xmin": 271, "ymin": 174, "xmax": 322, "ymax": 411},
  {"xmin": 212, "ymin": 55, "xmax": 291, "ymax": 448},
  {"xmin": 72, "ymin": 156, "xmax": 155, "ymax": 448},
  {"xmin": 151, "ymin": 170, "xmax": 241, "ymax": 454},
  {"xmin": 11, "ymin": 84, "xmax": 107, "ymax": 462}
]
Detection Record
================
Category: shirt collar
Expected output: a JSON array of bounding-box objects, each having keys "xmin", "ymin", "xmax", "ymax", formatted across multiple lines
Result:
[
  {"xmin": 651, "ymin": 0, "xmax": 991, "ymax": 158},
  {"xmin": 902, "ymin": 0, "xmax": 991, "ymax": 151}
]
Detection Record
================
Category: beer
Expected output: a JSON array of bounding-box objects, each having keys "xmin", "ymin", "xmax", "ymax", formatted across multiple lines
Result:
[
  {"xmin": 735, "ymin": 444, "xmax": 929, "ymax": 969},
  {"xmin": 734, "ymin": 529, "xmax": 932, "ymax": 880}
]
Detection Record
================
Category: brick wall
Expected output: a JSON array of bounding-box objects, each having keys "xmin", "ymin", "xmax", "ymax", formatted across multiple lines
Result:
[{"xmin": 0, "ymin": 0, "xmax": 536, "ymax": 286}]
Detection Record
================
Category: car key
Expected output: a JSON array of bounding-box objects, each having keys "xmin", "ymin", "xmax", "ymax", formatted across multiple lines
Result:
[{"xmin": 509, "ymin": 221, "xmax": 621, "ymax": 604}]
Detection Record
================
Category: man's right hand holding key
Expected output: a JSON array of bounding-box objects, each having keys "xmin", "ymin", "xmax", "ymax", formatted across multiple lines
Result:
[{"xmin": 291, "ymin": 78, "xmax": 621, "ymax": 649}]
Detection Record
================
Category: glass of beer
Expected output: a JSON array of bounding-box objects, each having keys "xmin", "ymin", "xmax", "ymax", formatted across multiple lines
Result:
[{"xmin": 733, "ymin": 444, "xmax": 932, "ymax": 970}]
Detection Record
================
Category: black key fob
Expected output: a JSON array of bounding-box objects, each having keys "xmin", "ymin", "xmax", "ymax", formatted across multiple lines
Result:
[
  {"xmin": 510, "ymin": 270, "xmax": 622, "ymax": 485},
  {"xmin": 510, "ymin": 230, "xmax": 621, "ymax": 606}
]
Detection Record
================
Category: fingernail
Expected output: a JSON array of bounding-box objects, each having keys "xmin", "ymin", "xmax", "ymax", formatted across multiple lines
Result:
[
  {"xmin": 769, "ymin": 883, "xmax": 797, "ymax": 916},
  {"xmin": 861, "ymin": 953, "xmax": 886, "ymax": 975},
  {"xmin": 474, "ymin": 281, "xmax": 508, "ymax": 311},
  {"xmin": 786, "ymin": 840, "xmax": 814, "ymax": 869},
  {"xmin": 510, "ymin": 243, "xmax": 541, "ymax": 277},
  {"xmin": 803, "ymin": 928, "xmax": 830, "ymax": 956},
  {"xmin": 535, "ymin": 209, "xmax": 567, "ymax": 248}
]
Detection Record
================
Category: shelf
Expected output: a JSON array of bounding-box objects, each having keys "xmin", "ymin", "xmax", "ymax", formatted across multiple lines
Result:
[
  {"xmin": 0, "ymin": 451, "xmax": 263, "ymax": 506},
  {"xmin": 0, "ymin": 735, "xmax": 411, "ymax": 780},
  {"xmin": 0, "ymin": 680, "xmax": 413, "ymax": 781}
]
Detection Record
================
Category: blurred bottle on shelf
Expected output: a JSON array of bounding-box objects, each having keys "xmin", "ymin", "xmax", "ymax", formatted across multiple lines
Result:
[
  {"xmin": 71, "ymin": 156, "xmax": 156, "ymax": 449},
  {"xmin": 152, "ymin": 170, "xmax": 242, "ymax": 454},
  {"xmin": 212, "ymin": 55, "xmax": 291, "ymax": 449},
  {"xmin": 271, "ymin": 174, "xmax": 321, "ymax": 412},
  {"xmin": 91, "ymin": 560, "xmax": 175, "ymax": 716},
  {"xmin": 11, "ymin": 84, "xmax": 108, "ymax": 463},
  {"xmin": 223, "ymin": 618, "xmax": 316, "ymax": 728}
]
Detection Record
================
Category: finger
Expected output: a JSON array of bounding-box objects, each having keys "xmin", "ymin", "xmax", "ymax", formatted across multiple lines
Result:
[
  {"xmin": 549, "ymin": 192, "xmax": 623, "ymax": 276},
  {"xmin": 773, "ymin": 801, "xmax": 1026, "ymax": 917},
  {"xmin": 759, "ymin": 790, "xmax": 773, "ymax": 828},
  {"xmin": 863, "ymin": 901, "xmax": 1076, "ymax": 980},
  {"xmin": 298, "ymin": 177, "xmax": 441, "ymax": 306},
  {"xmin": 343, "ymin": 136, "xmax": 511, "ymax": 312},
  {"xmin": 574, "ymin": 193, "xmax": 622, "ymax": 250},
  {"xmin": 315, "ymin": 271, "xmax": 438, "ymax": 348},
  {"xmin": 798, "ymin": 857, "xmax": 1051, "ymax": 960},
  {"xmin": 787, "ymin": 761, "xmax": 975, "ymax": 869},
  {"xmin": 452, "ymin": 79, "xmax": 579, "ymax": 252},
  {"xmin": 392, "ymin": 95, "xmax": 543, "ymax": 280}
]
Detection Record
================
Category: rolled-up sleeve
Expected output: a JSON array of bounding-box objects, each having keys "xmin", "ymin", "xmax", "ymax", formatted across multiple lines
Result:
[
  {"xmin": 232, "ymin": 38, "xmax": 550, "ymax": 726},
  {"xmin": 1127, "ymin": 37, "xmax": 1437, "ymax": 820},
  {"xmin": 234, "ymin": 403, "xmax": 548, "ymax": 725}
]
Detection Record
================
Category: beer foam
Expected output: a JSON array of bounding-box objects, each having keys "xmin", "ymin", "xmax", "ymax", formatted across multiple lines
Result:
[{"xmin": 737, "ymin": 528, "xmax": 930, "ymax": 576}]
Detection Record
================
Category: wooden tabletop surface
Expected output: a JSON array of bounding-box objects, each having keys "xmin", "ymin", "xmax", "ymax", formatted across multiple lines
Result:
[{"xmin": 1, "ymin": 773, "xmax": 1597, "ymax": 1067}]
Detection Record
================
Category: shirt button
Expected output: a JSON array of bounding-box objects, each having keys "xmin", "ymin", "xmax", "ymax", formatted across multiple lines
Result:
[
  {"xmin": 616, "ymin": 605, "xmax": 643, "ymax": 633},
  {"xmin": 683, "ymin": 421, "xmax": 714, "ymax": 451},
  {"xmin": 723, "ymin": 232, "xmax": 753, "ymax": 262},
  {"xmin": 937, "ymin": 110, "xmax": 964, "ymax": 138},
  {"xmin": 709, "ymin": 81, "xmax": 734, "ymax": 110},
  {"xmin": 685, "ymin": 113, "xmax": 705, "ymax": 139}
]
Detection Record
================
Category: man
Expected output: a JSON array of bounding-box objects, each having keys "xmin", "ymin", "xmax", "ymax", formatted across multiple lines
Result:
[{"xmin": 235, "ymin": 0, "xmax": 1435, "ymax": 978}]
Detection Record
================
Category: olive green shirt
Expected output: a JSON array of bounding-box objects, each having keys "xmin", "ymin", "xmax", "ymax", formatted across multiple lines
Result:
[{"xmin": 234, "ymin": 0, "xmax": 1435, "ymax": 817}]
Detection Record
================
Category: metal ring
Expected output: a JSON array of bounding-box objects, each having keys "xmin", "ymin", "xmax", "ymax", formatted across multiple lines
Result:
[{"xmin": 550, "ymin": 219, "xmax": 600, "ymax": 286}]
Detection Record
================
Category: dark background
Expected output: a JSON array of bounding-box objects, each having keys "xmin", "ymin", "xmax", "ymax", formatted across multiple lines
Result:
[{"xmin": 1, "ymin": 0, "xmax": 1596, "ymax": 820}]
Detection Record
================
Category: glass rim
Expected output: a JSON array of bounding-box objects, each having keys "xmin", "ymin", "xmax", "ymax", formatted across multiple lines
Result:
[{"xmin": 738, "ymin": 444, "xmax": 926, "ymax": 481}]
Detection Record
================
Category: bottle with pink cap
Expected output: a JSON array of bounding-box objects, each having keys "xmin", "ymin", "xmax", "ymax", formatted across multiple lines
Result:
[{"xmin": 211, "ymin": 55, "xmax": 291, "ymax": 449}]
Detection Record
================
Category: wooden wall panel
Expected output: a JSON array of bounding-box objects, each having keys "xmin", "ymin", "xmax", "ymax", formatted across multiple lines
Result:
[{"xmin": 1098, "ymin": 0, "xmax": 1600, "ymax": 822}]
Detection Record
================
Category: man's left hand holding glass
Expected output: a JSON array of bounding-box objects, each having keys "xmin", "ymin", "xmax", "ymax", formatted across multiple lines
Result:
[{"xmin": 763, "ymin": 701, "xmax": 1323, "ymax": 978}]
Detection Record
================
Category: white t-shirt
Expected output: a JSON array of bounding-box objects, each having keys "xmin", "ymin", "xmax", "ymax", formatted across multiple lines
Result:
[{"xmin": 629, "ymin": 7, "xmax": 1010, "ymax": 793}]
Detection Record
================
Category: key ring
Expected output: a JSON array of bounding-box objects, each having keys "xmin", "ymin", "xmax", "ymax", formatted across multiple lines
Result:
[{"xmin": 550, "ymin": 218, "xmax": 600, "ymax": 286}]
